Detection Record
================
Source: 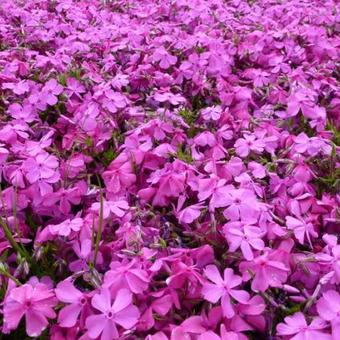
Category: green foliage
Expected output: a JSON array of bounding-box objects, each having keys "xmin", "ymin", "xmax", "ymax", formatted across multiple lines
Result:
[{"xmin": 176, "ymin": 144, "xmax": 192, "ymax": 164}]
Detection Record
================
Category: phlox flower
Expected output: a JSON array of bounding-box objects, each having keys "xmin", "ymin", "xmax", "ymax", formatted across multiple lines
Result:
[
  {"xmin": 234, "ymin": 134, "xmax": 265, "ymax": 158},
  {"xmin": 202, "ymin": 265, "xmax": 249, "ymax": 318},
  {"xmin": 85, "ymin": 288, "xmax": 140, "ymax": 340},
  {"xmin": 48, "ymin": 217, "xmax": 83, "ymax": 237},
  {"xmin": 55, "ymin": 280, "xmax": 89, "ymax": 328},
  {"xmin": 276, "ymin": 312, "xmax": 331, "ymax": 340},
  {"xmin": 317, "ymin": 290, "xmax": 340, "ymax": 336},
  {"xmin": 223, "ymin": 222, "xmax": 265, "ymax": 260},
  {"xmin": 240, "ymin": 250, "xmax": 290, "ymax": 292},
  {"xmin": 3, "ymin": 283, "xmax": 57, "ymax": 337}
]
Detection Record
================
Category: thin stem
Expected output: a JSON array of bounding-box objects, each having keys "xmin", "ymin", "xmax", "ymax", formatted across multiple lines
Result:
[
  {"xmin": 0, "ymin": 267, "xmax": 22, "ymax": 286},
  {"xmin": 12, "ymin": 187, "xmax": 30, "ymax": 259},
  {"xmin": 93, "ymin": 188, "xmax": 104, "ymax": 267},
  {"xmin": 0, "ymin": 216, "xmax": 28, "ymax": 260}
]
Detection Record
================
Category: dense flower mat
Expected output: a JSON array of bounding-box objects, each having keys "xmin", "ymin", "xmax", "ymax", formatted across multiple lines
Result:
[{"xmin": 0, "ymin": 0, "xmax": 339, "ymax": 339}]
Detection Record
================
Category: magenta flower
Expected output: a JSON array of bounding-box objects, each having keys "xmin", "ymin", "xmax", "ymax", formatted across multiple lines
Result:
[
  {"xmin": 42, "ymin": 79, "xmax": 63, "ymax": 106},
  {"xmin": 85, "ymin": 288, "xmax": 140, "ymax": 340},
  {"xmin": 55, "ymin": 280, "xmax": 88, "ymax": 328},
  {"xmin": 48, "ymin": 217, "xmax": 83, "ymax": 237},
  {"xmin": 202, "ymin": 265, "xmax": 249, "ymax": 318},
  {"xmin": 223, "ymin": 222, "xmax": 265, "ymax": 260},
  {"xmin": 286, "ymin": 216, "xmax": 318, "ymax": 246},
  {"xmin": 152, "ymin": 47, "xmax": 177, "ymax": 69},
  {"xmin": 201, "ymin": 106, "xmax": 222, "ymax": 121},
  {"xmin": 234, "ymin": 134, "xmax": 265, "ymax": 158},
  {"xmin": 317, "ymin": 290, "xmax": 340, "ymax": 336},
  {"xmin": 222, "ymin": 188, "xmax": 260, "ymax": 221},
  {"xmin": 66, "ymin": 77, "xmax": 85, "ymax": 98},
  {"xmin": 91, "ymin": 199, "xmax": 129, "ymax": 219},
  {"xmin": 23, "ymin": 152, "xmax": 60, "ymax": 189},
  {"xmin": 3, "ymin": 283, "xmax": 57, "ymax": 337},
  {"xmin": 240, "ymin": 251, "xmax": 289, "ymax": 292},
  {"xmin": 277, "ymin": 312, "xmax": 331, "ymax": 340},
  {"xmin": 104, "ymin": 259, "xmax": 149, "ymax": 294}
]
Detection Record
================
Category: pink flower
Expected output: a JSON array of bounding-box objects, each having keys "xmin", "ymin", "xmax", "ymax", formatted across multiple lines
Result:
[
  {"xmin": 154, "ymin": 91, "xmax": 186, "ymax": 106},
  {"xmin": 223, "ymin": 222, "xmax": 265, "ymax": 260},
  {"xmin": 103, "ymin": 90, "xmax": 128, "ymax": 113},
  {"xmin": 42, "ymin": 79, "xmax": 63, "ymax": 106},
  {"xmin": 43, "ymin": 187, "xmax": 81, "ymax": 214},
  {"xmin": 8, "ymin": 103, "xmax": 37, "ymax": 122},
  {"xmin": 286, "ymin": 216, "xmax": 318, "ymax": 246},
  {"xmin": 153, "ymin": 47, "xmax": 177, "ymax": 69},
  {"xmin": 171, "ymin": 316, "xmax": 206, "ymax": 339},
  {"xmin": 91, "ymin": 199, "xmax": 129, "ymax": 219},
  {"xmin": 23, "ymin": 152, "xmax": 60, "ymax": 192},
  {"xmin": 174, "ymin": 195, "xmax": 203, "ymax": 224},
  {"xmin": 104, "ymin": 259, "xmax": 149, "ymax": 294},
  {"xmin": 201, "ymin": 106, "xmax": 222, "ymax": 121},
  {"xmin": 66, "ymin": 77, "xmax": 85, "ymax": 98},
  {"xmin": 48, "ymin": 217, "xmax": 83, "ymax": 237},
  {"xmin": 202, "ymin": 265, "xmax": 249, "ymax": 318},
  {"xmin": 85, "ymin": 288, "xmax": 140, "ymax": 340},
  {"xmin": 222, "ymin": 188, "xmax": 260, "ymax": 221},
  {"xmin": 55, "ymin": 280, "xmax": 89, "ymax": 328},
  {"xmin": 317, "ymin": 290, "xmax": 340, "ymax": 336},
  {"xmin": 276, "ymin": 312, "xmax": 331, "ymax": 340},
  {"xmin": 3, "ymin": 283, "xmax": 57, "ymax": 337},
  {"xmin": 235, "ymin": 134, "xmax": 265, "ymax": 158},
  {"xmin": 3, "ymin": 80, "xmax": 30, "ymax": 95},
  {"xmin": 240, "ymin": 250, "xmax": 289, "ymax": 292}
]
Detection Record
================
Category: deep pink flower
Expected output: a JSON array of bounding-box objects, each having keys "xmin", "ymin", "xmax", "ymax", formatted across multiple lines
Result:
[
  {"xmin": 42, "ymin": 79, "xmax": 63, "ymax": 106},
  {"xmin": 317, "ymin": 290, "xmax": 340, "ymax": 336},
  {"xmin": 277, "ymin": 312, "xmax": 331, "ymax": 340},
  {"xmin": 85, "ymin": 288, "xmax": 140, "ymax": 340},
  {"xmin": 235, "ymin": 134, "xmax": 265, "ymax": 158},
  {"xmin": 153, "ymin": 47, "xmax": 177, "ymax": 69},
  {"xmin": 240, "ymin": 251, "xmax": 289, "ymax": 292},
  {"xmin": 48, "ymin": 217, "xmax": 83, "ymax": 237},
  {"xmin": 3, "ymin": 283, "xmax": 57, "ymax": 337},
  {"xmin": 55, "ymin": 280, "xmax": 88, "ymax": 328},
  {"xmin": 104, "ymin": 259, "xmax": 149, "ymax": 294},
  {"xmin": 223, "ymin": 222, "xmax": 265, "ymax": 260},
  {"xmin": 286, "ymin": 216, "xmax": 318, "ymax": 246},
  {"xmin": 202, "ymin": 265, "xmax": 249, "ymax": 318}
]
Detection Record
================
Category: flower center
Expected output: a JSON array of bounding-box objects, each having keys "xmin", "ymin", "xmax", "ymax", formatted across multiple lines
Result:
[{"xmin": 106, "ymin": 311, "xmax": 114, "ymax": 319}]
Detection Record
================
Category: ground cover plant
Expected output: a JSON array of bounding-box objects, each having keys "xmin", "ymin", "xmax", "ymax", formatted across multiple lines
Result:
[{"xmin": 0, "ymin": 0, "xmax": 339, "ymax": 339}]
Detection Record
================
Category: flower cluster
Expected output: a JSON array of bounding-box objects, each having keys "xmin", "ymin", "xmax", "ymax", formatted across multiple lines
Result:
[{"xmin": 0, "ymin": 0, "xmax": 339, "ymax": 339}]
